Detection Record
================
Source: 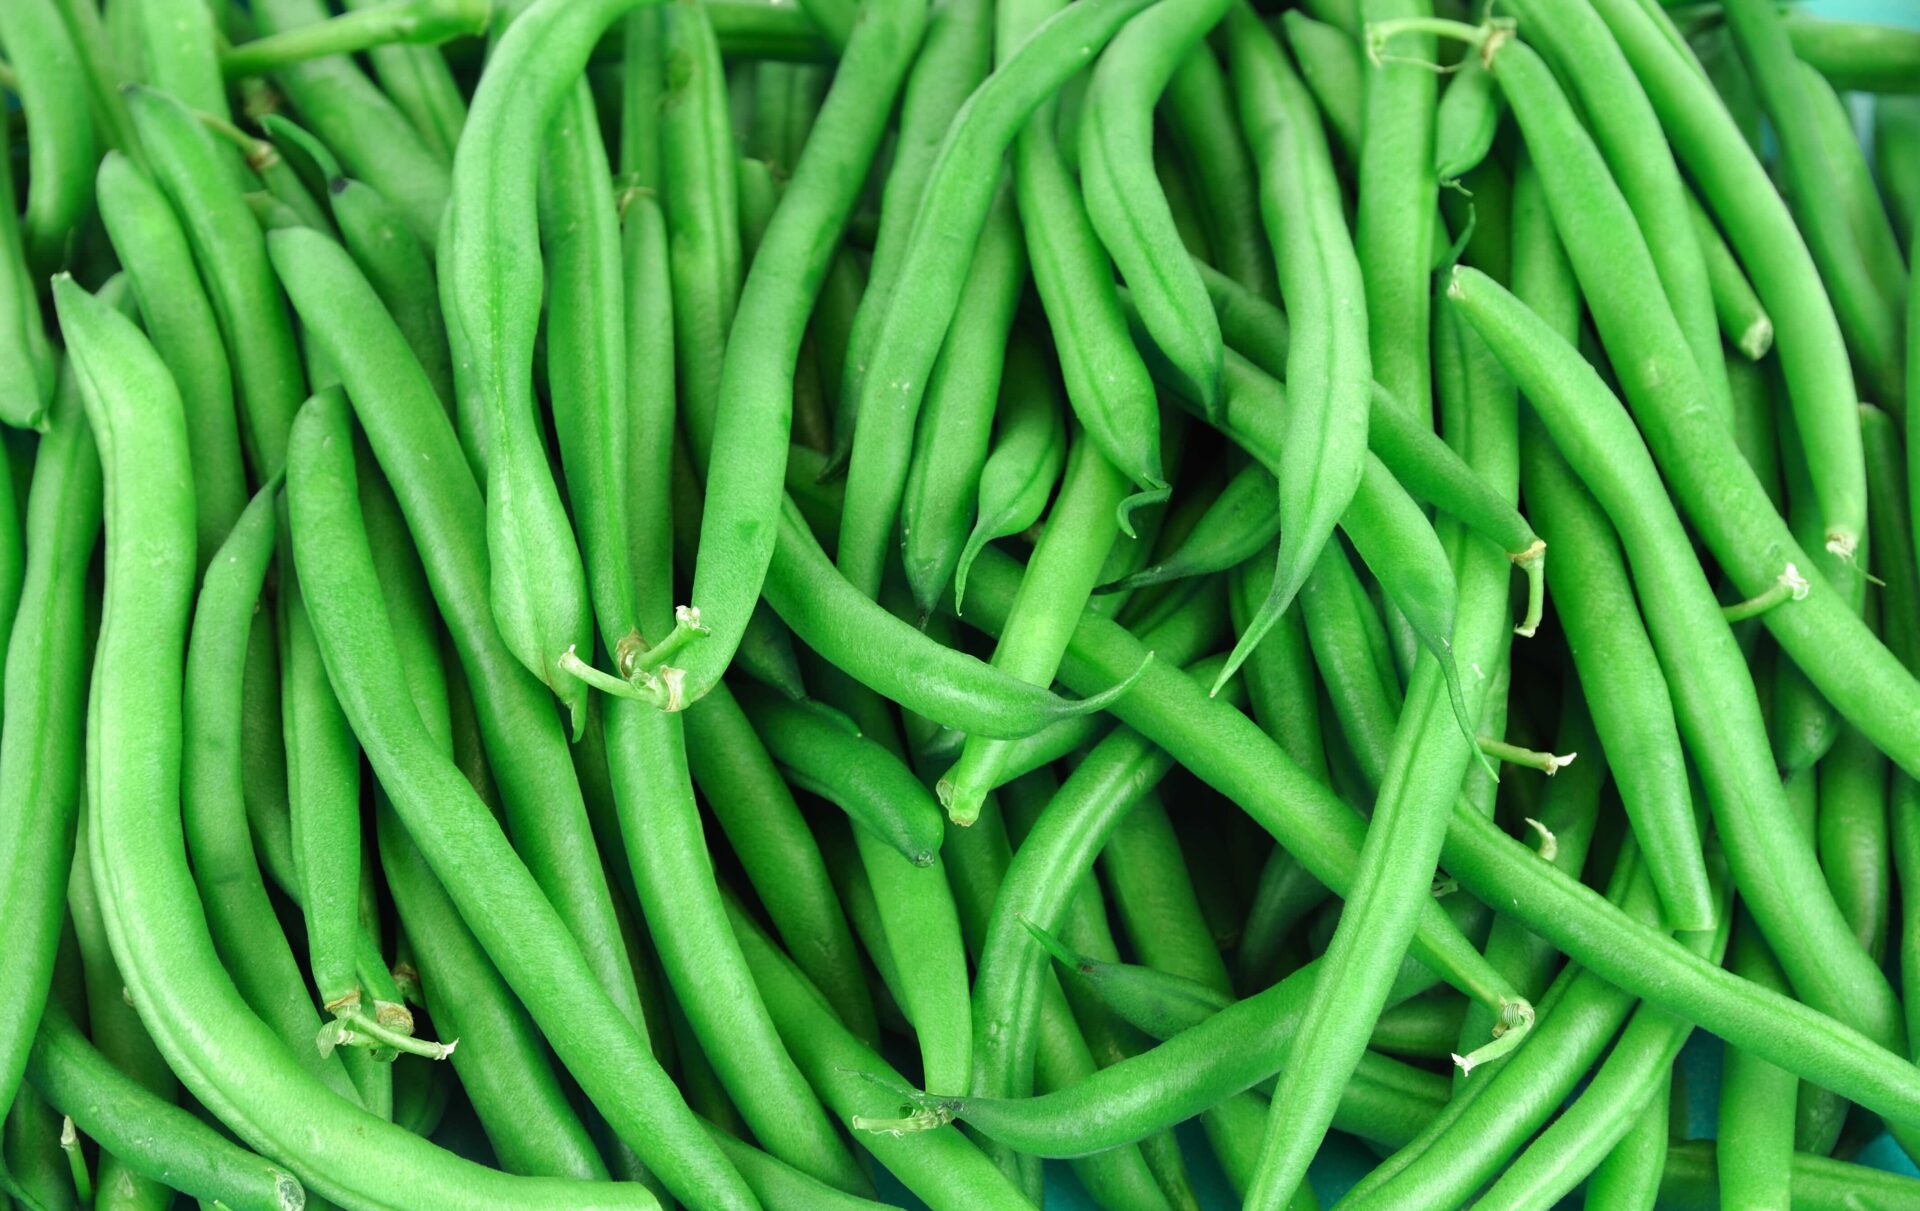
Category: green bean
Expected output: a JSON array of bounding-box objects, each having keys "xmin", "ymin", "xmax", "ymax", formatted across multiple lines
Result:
[
  {"xmin": 1001, "ymin": 0, "xmax": 1168, "ymax": 526},
  {"xmin": 960, "ymin": 544, "xmax": 1920, "ymax": 1128},
  {"xmin": 1026, "ymin": 919, "xmax": 1232, "ymax": 1040},
  {"xmin": 952, "ymin": 341, "xmax": 1068, "ymax": 610},
  {"xmin": 1657, "ymin": 1139, "xmax": 1920, "ymax": 1210},
  {"xmin": 1216, "ymin": 7, "xmax": 1372, "ymax": 694},
  {"xmin": 0, "ymin": 117, "xmax": 55, "ymax": 434},
  {"xmin": 247, "ymin": 0, "xmax": 450, "ymax": 248},
  {"xmin": 282, "ymin": 387, "xmax": 748, "ymax": 1209},
  {"xmin": 1877, "ymin": 97, "xmax": 1920, "ymax": 252},
  {"xmin": 1785, "ymin": 10, "xmax": 1920, "ymax": 93},
  {"xmin": 1368, "ymin": 991, "xmax": 1466, "ymax": 1058},
  {"xmin": 1518, "ymin": 433, "xmax": 1709, "ymax": 928},
  {"xmin": 1356, "ymin": 0, "xmax": 1437, "ymax": 424},
  {"xmin": 220, "ymin": 0, "xmax": 487, "ymax": 79},
  {"xmin": 1449, "ymin": 262, "xmax": 1910, "ymax": 1071},
  {"xmin": 1242, "ymin": 253, "xmax": 1536, "ymax": 1211},
  {"xmin": 1688, "ymin": 188, "xmax": 1773, "ymax": 361},
  {"xmin": 340, "ymin": 0, "xmax": 469, "ymax": 161},
  {"xmin": 29, "ymin": 1002, "xmax": 301, "ymax": 1211},
  {"xmin": 1583, "ymin": 1076, "xmax": 1669, "ymax": 1211},
  {"xmin": 1589, "ymin": 0, "xmax": 1867, "ymax": 560},
  {"xmin": 1800, "ymin": 59, "xmax": 1908, "ymax": 330},
  {"xmin": 1103, "ymin": 460, "xmax": 1277, "ymax": 594},
  {"xmin": 319, "ymin": 179, "xmax": 449, "ymax": 412},
  {"xmin": 728, "ymin": 899, "xmax": 1036, "ymax": 1211},
  {"xmin": 835, "ymin": 0, "xmax": 1162, "ymax": 602},
  {"xmin": 1163, "ymin": 43, "xmax": 1272, "ymax": 300},
  {"xmin": 1471, "ymin": 868, "xmax": 1730, "ymax": 1211},
  {"xmin": 705, "ymin": 1127, "xmax": 892, "ymax": 1211},
  {"xmin": 620, "ymin": 7, "xmax": 665, "ymax": 189},
  {"xmin": 740, "ymin": 687, "xmax": 944, "ymax": 867},
  {"xmin": 684, "ymin": 683, "xmax": 878, "ymax": 1046},
  {"xmin": 60, "ymin": 278, "xmax": 657, "ymax": 1211},
  {"xmin": 269, "ymin": 223, "xmax": 656, "ymax": 1098},
  {"xmin": 901, "ymin": 184, "xmax": 1027, "ymax": 618},
  {"xmin": 126, "ymin": 86, "xmax": 305, "ymax": 478},
  {"xmin": 1299, "ymin": 541, "xmax": 1401, "ymax": 793},
  {"xmin": 1339, "ymin": 849, "xmax": 1666, "ymax": 1209},
  {"xmin": 1434, "ymin": 55, "xmax": 1500, "ymax": 183},
  {"xmin": 656, "ymin": 0, "xmax": 927, "ymax": 708},
  {"xmin": 791, "ymin": 0, "xmax": 853, "ymax": 50},
  {"xmin": 5, "ymin": 1082, "xmax": 78, "ymax": 1210},
  {"xmin": 1500, "ymin": 0, "xmax": 1732, "ymax": 426},
  {"xmin": 1080, "ymin": 0, "xmax": 1230, "ymax": 413},
  {"xmin": 183, "ymin": 475, "xmax": 359, "ymax": 1103},
  {"xmin": 829, "ymin": 0, "xmax": 991, "ymax": 474},
  {"xmin": 701, "ymin": 1, "xmax": 835, "ymax": 62},
  {"xmin": 0, "ymin": 361, "xmax": 99, "ymax": 1121},
  {"xmin": 1453, "ymin": 683, "xmax": 1607, "ymax": 1058},
  {"xmin": 0, "ymin": 0, "xmax": 95, "ymax": 274},
  {"xmin": 659, "ymin": 0, "xmax": 741, "ymax": 452},
  {"xmin": 440, "ymin": 0, "xmax": 620, "ymax": 731},
  {"xmin": 94, "ymin": 152, "xmax": 248, "ymax": 567},
  {"xmin": 1280, "ymin": 11, "xmax": 1363, "ymax": 161},
  {"xmin": 1818, "ymin": 723, "xmax": 1892, "ymax": 961},
  {"xmin": 136, "ymin": 0, "xmax": 228, "ymax": 116},
  {"xmin": 1716, "ymin": 916, "xmax": 1798, "ymax": 1210}
]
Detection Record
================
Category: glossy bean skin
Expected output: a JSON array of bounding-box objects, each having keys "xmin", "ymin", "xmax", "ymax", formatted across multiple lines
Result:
[
  {"xmin": 901, "ymin": 184, "xmax": 1028, "ymax": 618},
  {"xmin": 835, "ymin": 0, "xmax": 1162, "ymax": 601},
  {"xmin": 831, "ymin": 0, "xmax": 992, "ymax": 472},
  {"xmin": 1217, "ymin": 8, "xmax": 1370, "ymax": 689},
  {"xmin": 1502, "ymin": 0, "xmax": 1731, "ymax": 425},
  {"xmin": 728, "ymin": 900, "xmax": 1038, "ymax": 1211},
  {"xmin": 683, "ymin": 684, "xmax": 878, "ymax": 1046},
  {"xmin": 125, "ymin": 86, "xmax": 305, "ymax": 479},
  {"xmin": 57, "ymin": 280, "xmax": 657, "ymax": 1211},
  {"xmin": 953, "ymin": 339, "xmax": 1068, "ymax": 608},
  {"xmin": 269, "ymin": 226, "xmax": 653, "ymax": 1096},
  {"xmin": 663, "ymin": 0, "xmax": 929, "ymax": 707},
  {"xmin": 284, "ymin": 389, "xmax": 745, "ymax": 1210},
  {"xmin": 1688, "ymin": 189, "xmax": 1773, "ymax": 360},
  {"xmin": 958, "ymin": 544, "xmax": 1920, "ymax": 1131},
  {"xmin": 1355, "ymin": 0, "xmax": 1436, "ymax": 425},
  {"xmin": 247, "ymin": 0, "xmax": 450, "ymax": 248},
  {"xmin": 1001, "ymin": 0, "xmax": 1167, "ymax": 519},
  {"xmin": 29, "ymin": 1001, "xmax": 302, "ymax": 1211},
  {"xmin": 1106, "ymin": 460, "xmax": 1280, "ymax": 594},
  {"xmin": 0, "ymin": 117, "xmax": 57, "ymax": 433},
  {"xmin": 0, "ymin": 370, "xmax": 100, "ymax": 1123},
  {"xmin": 0, "ymin": 0, "xmax": 95, "ymax": 276},
  {"xmin": 94, "ymin": 151, "xmax": 248, "ymax": 567},
  {"xmin": 341, "ymin": 0, "xmax": 469, "ymax": 163},
  {"xmin": 439, "ymin": 0, "xmax": 620, "ymax": 733},
  {"xmin": 1163, "ymin": 42, "xmax": 1272, "ymax": 300},
  {"xmin": 1451, "ymin": 263, "xmax": 1910, "ymax": 1084},
  {"xmin": 1079, "ymin": 0, "xmax": 1230, "ymax": 412},
  {"xmin": 1723, "ymin": 0, "xmax": 1905, "ymax": 407},
  {"xmin": 1589, "ymin": 0, "xmax": 1867, "ymax": 559}
]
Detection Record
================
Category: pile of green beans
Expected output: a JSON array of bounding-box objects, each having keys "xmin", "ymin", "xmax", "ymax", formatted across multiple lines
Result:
[{"xmin": 7, "ymin": 0, "xmax": 1920, "ymax": 1208}]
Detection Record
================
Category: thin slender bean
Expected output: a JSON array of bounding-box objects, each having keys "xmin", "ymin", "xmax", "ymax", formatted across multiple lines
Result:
[
  {"xmin": 60, "ymin": 278, "xmax": 657, "ymax": 1211},
  {"xmin": 1001, "ymin": 0, "xmax": 1168, "ymax": 524},
  {"xmin": 1080, "ymin": 0, "xmax": 1230, "ymax": 412},
  {"xmin": 340, "ymin": 0, "xmax": 469, "ymax": 161},
  {"xmin": 1280, "ymin": 11, "xmax": 1362, "ymax": 160},
  {"xmin": 831, "ymin": 0, "xmax": 992, "ymax": 473},
  {"xmin": 1163, "ymin": 43, "xmax": 1272, "ymax": 299},
  {"xmin": 958, "ymin": 546, "xmax": 1920, "ymax": 1129},
  {"xmin": 0, "ymin": 118, "xmax": 56, "ymax": 434},
  {"xmin": 657, "ymin": 0, "xmax": 928, "ymax": 707},
  {"xmin": 1786, "ymin": 11, "xmax": 1920, "ymax": 93},
  {"xmin": 835, "ymin": 0, "xmax": 1163, "ymax": 602},
  {"xmin": 0, "ymin": 361, "xmax": 100, "ymax": 1120},
  {"xmin": 1687, "ymin": 188, "xmax": 1773, "ymax": 360},
  {"xmin": 902, "ymin": 184, "xmax": 1028, "ymax": 618},
  {"xmin": 953, "ymin": 341, "xmax": 1068, "ymax": 610},
  {"xmin": 1589, "ymin": 0, "xmax": 1867, "ymax": 557},
  {"xmin": 247, "ymin": 0, "xmax": 449, "ymax": 247},
  {"xmin": 1582, "ymin": 1074, "xmax": 1669, "ymax": 1211}
]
